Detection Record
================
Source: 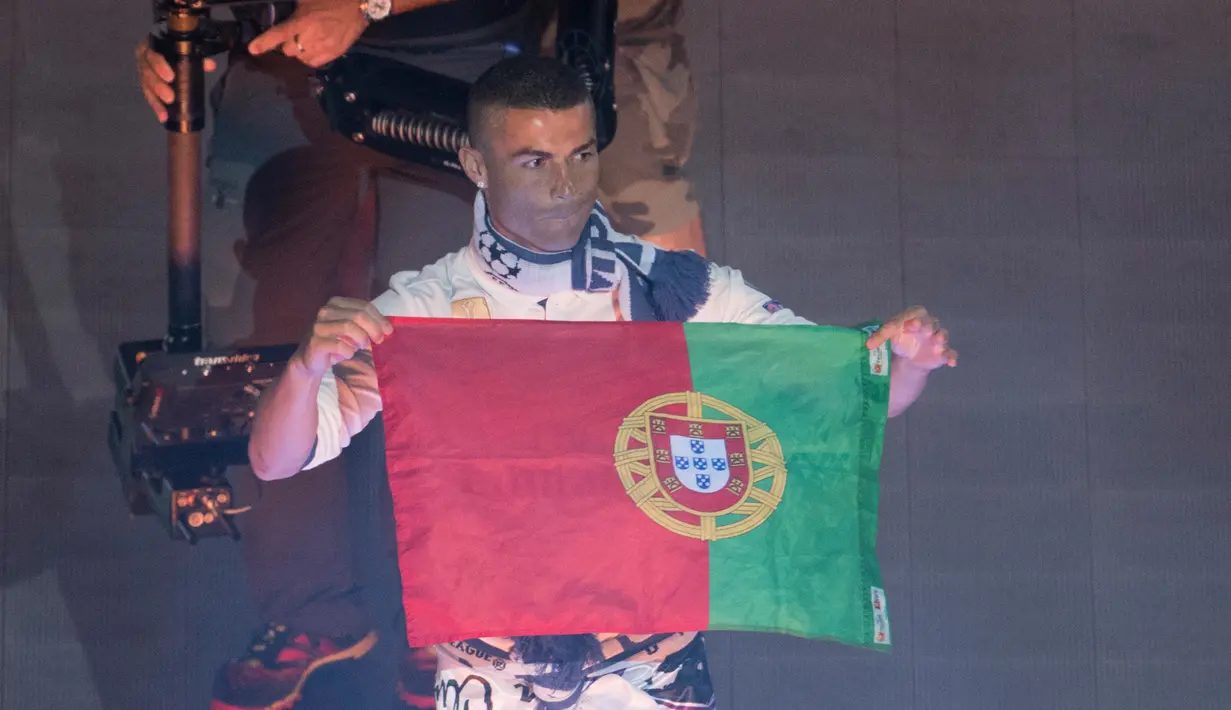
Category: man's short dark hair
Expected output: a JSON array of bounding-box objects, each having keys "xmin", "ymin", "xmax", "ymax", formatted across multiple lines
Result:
[{"xmin": 466, "ymin": 55, "xmax": 593, "ymax": 146}]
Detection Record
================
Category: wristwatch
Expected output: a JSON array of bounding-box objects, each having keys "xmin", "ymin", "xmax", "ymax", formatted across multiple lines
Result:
[{"xmin": 360, "ymin": 0, "xmax": 392, "ymax": 22}]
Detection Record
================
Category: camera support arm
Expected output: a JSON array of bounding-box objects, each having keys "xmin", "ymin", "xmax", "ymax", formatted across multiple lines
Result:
[{"xmin": 148, "ymin": 0, "xmax": 249, "ymax": 353}]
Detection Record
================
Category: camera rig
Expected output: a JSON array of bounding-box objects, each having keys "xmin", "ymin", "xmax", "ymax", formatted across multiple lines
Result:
[
  {"xmin": 107, "ymin": 0, "xmax": 619, "ymax": 543},
  {"xmin": 316, "ymin": 0, "xmax": 618, "ymax": 176}
]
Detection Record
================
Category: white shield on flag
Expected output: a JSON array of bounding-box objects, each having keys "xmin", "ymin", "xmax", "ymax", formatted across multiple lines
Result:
[{"xmin": 669, "ymin": 435, "xmax": 731, "ymax": 493}]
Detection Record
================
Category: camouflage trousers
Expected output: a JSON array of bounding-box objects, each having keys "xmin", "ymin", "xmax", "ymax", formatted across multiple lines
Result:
[{"xmin": 543, "ymin": 0, "xmax": 702, "ymax": 236}]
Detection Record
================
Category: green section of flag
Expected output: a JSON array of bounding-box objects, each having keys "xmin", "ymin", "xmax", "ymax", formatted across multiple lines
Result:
[{"xmin": 682, "ymin": 322, "xmax": 892, "ymax": 650}]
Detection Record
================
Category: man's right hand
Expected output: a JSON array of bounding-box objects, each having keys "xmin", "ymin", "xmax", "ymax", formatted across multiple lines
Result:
[
  {"xmin": 296, "ymin": 297, "xmax": 393, "ymax": 377},
  {"xmin": 135, "ymin": 40, "xmax": 218, "ymax": 123}
]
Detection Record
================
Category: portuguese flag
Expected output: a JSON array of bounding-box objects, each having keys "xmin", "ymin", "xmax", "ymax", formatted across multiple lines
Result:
[{"xmin": 373, "ymin": 318, "xmax": 893, "ymax": 651}]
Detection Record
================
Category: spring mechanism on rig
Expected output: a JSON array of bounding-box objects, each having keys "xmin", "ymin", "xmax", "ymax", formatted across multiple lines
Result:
[{"xmin": 368, "ymin": 110, "xmax": 470, "ymax": 152}]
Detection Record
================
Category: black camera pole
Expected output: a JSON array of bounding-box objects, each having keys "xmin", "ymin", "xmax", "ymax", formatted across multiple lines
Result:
[
  {"xmin": 152, "ymin": 0, "xmax": 234, "ymax": 353},
  {"xmin": 163, "ymin": 10, "xmax": 204, "ymax": 353}
]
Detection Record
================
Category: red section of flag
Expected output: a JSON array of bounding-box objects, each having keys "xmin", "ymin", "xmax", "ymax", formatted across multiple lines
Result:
[{"xmin": 374, "ymin": 318, "xmax": 710, "ymax": 647}]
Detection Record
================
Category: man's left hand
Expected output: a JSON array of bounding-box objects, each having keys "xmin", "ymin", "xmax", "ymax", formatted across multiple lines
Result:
[
  {"xmin": 866, "ymin": 305, "xmax": 958, "ymax": 371},
  {"xmin": 248, "ymin": 0, "xmax": 369, "ymax": 68}
]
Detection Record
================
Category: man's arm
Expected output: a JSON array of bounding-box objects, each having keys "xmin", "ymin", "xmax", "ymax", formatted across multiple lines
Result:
[
  {"xmin": 391, "ymin": 0, "xmax": 456, "ymax": 13},
  {"xmin": 249, "ymin": 266, "xmax": 453, "ymax": 479},
  {"xmin": 247, "ymin": 0, "xmax": 460, "ymax": 67},
  {"xmin": 886, "ymin": 360, "xmax": 931, "ymax": 418},
  {"xmin": 138, "ymin": 0, "xmax": 461, "ymax": 122},
  {"xmin": 866, "ymin": 306, "xmax": 957, "ymax": 416},
  {"xmin": 249, "ymin": 357, "xmax": 329, "ymax": 480},
  {"xmin": 249, "ymin": 297, "xmax": 391, "ymax": 481},
  {"xmin": 250, "ymin": 351, "xmax": 384, "ymax": 480}
]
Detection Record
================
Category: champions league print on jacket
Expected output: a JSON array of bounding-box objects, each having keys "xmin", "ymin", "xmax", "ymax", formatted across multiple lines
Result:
[{"xmin": 433, "ymin": 633, "xmax": 716, "ymax": 710}]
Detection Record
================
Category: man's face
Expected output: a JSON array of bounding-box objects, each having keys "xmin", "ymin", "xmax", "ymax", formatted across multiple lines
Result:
[{"xmin": 465, "ymin": 103, "xmax": 600, "ymax": 253}]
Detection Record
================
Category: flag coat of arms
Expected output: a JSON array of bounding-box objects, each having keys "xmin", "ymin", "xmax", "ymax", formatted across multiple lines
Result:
[{"xmin": 373, "ymin": 318, "xmax": 893, "ymax": 651}]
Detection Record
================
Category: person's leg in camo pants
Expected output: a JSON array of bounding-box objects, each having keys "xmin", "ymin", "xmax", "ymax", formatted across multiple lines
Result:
[{"xmin": 540, "ymin": 0, "xmax": 707, "ymax": 254}]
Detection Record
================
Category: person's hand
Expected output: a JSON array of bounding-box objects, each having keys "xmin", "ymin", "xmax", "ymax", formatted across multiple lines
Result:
[
  {"xmin": 296, "ymin": 297, "xmax": 393, "ymax": 377},
  {"xmin": 865, "ymin": 305, "xmax": 958, "ymax": 371},
  {"xmin": 248, "ymin": 0, "xmax": 370, "ymax": 68},
  {"xmin": 135, "ymin": 40, "xmax": 218, "ymax": 123}
]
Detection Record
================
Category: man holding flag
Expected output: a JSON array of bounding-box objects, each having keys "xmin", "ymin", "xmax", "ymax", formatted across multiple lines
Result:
[{"xmin": 249, "ymin": 54, "xmax": 957, "ymax": 709}]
